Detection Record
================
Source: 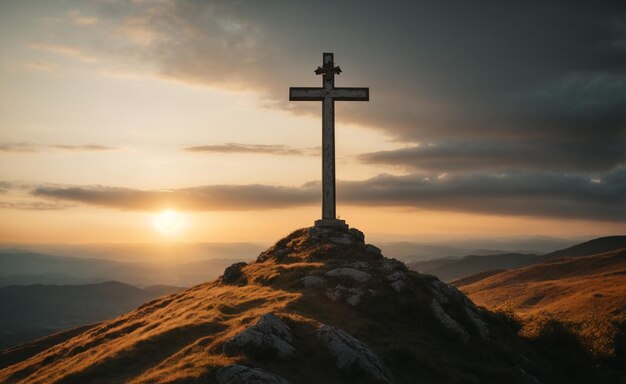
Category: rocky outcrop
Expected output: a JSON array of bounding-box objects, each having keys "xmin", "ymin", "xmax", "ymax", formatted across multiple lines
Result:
[
  {"xmin": 386, "ymin": 271, "xmax": 411, "ymax": 293},
  {"xmin": 317, "ymin": 324, "xmax": 394, "ymax": 384},
  {"xmin": 430, "ymin": 280, "xmax": 489, "ymax": 339},
  {"xmin": 222, "ymin": 262, "xmax": 247, "ymax": 285},
  {"xmin": 325, "ymin": 268, "xmax": 371, "ymax": 282},
  {"xmin": 430, "ymin": 299, "xmax": 470, "ymax": 341},
  {"xmin": 224, "ymin": 314, "xmax": 295, "ymax": 358},
  {"xmin": 216, "ymin": 365, "xmax": 290, "ymax": 384},
  {"xmin": 325, "ymin": 285, "xmax": 366, "ymax": 306},
  {"xmin": 301, "ymin": 275, "xmax": 326, "ymax": 288}
]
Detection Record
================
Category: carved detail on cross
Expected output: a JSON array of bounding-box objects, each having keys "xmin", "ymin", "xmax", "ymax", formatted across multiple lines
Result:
[{"xmin": 289, "ymin": 53, "xmax": 369, "ymax": 229}]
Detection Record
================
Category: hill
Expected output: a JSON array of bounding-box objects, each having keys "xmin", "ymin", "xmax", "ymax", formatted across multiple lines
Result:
[
  {"xmin": 454, "ymin": 247, "xmax": 626, "ymax": 324},
  {"xmin": 408, "ymin": 236, "xmax": 626, "ymax": 283},
  {"xmin": 0, "ymin": 226, "xmax": 621, "ymax": 383},
  {"xmin": 0, "ymin": 281, "xmax": 183, "ymax": 349},
  {"xmin": 538, "ymin": 236, "xmax": 626, "ymax": 262},
  {"xmin": 0, "ymin": 249, "xmax": 242, "ymax": 287},
  {"xmin": 409, "ymin": 253, "xmax": 536, "ymax": 282}
]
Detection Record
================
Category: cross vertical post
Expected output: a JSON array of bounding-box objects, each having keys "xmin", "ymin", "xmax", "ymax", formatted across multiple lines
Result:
[
  {"xmin": 322, "ymin": 53, "xmax": 336, "ymax": 222},
  {"xmin": 289, "ymin": 53, "xmax": 369, "ymax": 229}
]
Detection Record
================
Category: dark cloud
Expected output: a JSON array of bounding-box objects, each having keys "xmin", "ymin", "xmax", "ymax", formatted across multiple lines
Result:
[
  {"xmin": 31, "ymin": 168, "xmax": 625, "ymax": 221},
  {"xmin": 73, "ymin": 0, "xmax": 625, "ymax": 174},
  {"xmin": 184, "ymin": 143, "xmax": 319, "ymax": 156},
  {"xmin": 360, "ymin": 139, "xmax": 626, "ymax": 173}
]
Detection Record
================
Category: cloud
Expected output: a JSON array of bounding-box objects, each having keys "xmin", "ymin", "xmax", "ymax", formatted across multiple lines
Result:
[
  {"xmin": 0, "ymin": 143, "xmax": 38, "ymax": 153},
  {"xmin": 50, "ymin": 0, "xmax": 623, "ymax": 175},
  {"xmin": 50, "ymin": 144, "xmax": 116, "ymax": 152},
  {"xmin": 0, "ymin": 142, "xmax": 116, "ymax": 153},
  {"xmin": 0, "ymin": 201, "xmax": 73, "ymax": 210},
  {"xmin": 30, "ymin": 167, "xmax": 625, "ymax": 221},
  {"xmin": 28, "ymin": 43, "xmax": 97, "ymax": 62},
  {"xmin": 359, "ymin": 139, "xmax": 626, "ymax": 173},
  {"xmin": 67, "ymin": 10, "xmax": 98, "ymax": 26},
  {"xmin": 184, "ymin": 143, "xmax": 319, "ymax": 156},
  {"xmin": 32, "ymin": 183, "xmax": 318, "ymax": 211}
]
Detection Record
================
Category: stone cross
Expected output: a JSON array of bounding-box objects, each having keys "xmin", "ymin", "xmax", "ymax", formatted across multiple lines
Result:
[{"xmin": 289, "ymin": 53, "xmax": 369, "ymax": 228}]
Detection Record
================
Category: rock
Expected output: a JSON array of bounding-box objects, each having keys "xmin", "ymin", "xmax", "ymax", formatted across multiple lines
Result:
[
  {"xmin": 430, "ymin": 299, "xmax": 470, "ymax": 342},
  {"xmin": 301, "ymin": 275, "xmax": 326, "ymax": 288},
  {"xmin": 222, "ymin": 262, "xmax": 247, "ymax": 285},
  {"xmin": 216, "ymin": 365, "xmax": 290, "ymax": 384},
  {"xmin": 330, "ymin": 236, "xmax": 352, "ymax": 245},
  {"xmin": 346, "ymin": 288, "xmax": 364, "ymax": 306},
  {"xmin": 325, "ymin": 284, "xmax": 348, "ymax": 301},
  {"xmin": 317, "ymin": 325, "xmax": 394, "ymax": 384},
  {"xmin": 325, "ymin": 268, "xmax": 371, "ymax": 282},
  {"xmin": 225, "ymin": 313, "xmax": 295, "ymax": 358},
  {"xmin": 326, "ymin": 285, "xmax": 365, "ymax": 306},
  {"xmin": 366, "ymin": 244, "xmax": 382, "ymax": 255},
  {"xmin": 349, "ymin": 228, "xmax": 365, "ymax": 243},
  {"xmin": 350, "ymin": 261, "xmax": 370, "ymax": 270},
  {"xmin": 381, "ymin": 258, "xmax": 407, "ymax": 272},
  {"xmin": 463, "ymin": 305, "xmax": 490, "ymax": 339},
  {"xmin": 386, "ymin": 271, "xmax": 411, "ymax": 293},
  {"xmin": 430, "ymin": 280, "xmax": 489, "ymax": 339}
]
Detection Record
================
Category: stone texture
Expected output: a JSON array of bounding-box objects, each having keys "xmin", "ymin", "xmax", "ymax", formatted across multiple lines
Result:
[
  {"xmin": 222, "ymin": 262, "xmax": 247, "ymax": 285},
  {"xmin": 386, "ymin": 271, "xmax": 411, "ymax": 293},
  {"xmin": 381, "ymin": 258, "xmax": 407, "ymax": 272},
  {"xmin": 301, "ymin": 275, "xmax": 326, "ymax": 288},
  {"xmin": 430, "ymin": 280, "xmax": 489, "ymax": 339},
  {"xmin": 350, "ymin": 261, "xmax": 370, "ymax": 270},
  {"xmin": 330, "ymin": 236, "xmax": 352, "ymax": 245},
  {"xmin": 325, "ymin": 268, "xmax": 371, "ymax": 282},
  {"xmin": 430, "ymin": 299, "xmax": 470, "ymax": 342},
  {"xmin": 317, "ymin": 325, "xmax": 394, "ymax": 384},
  {"xmin": 325, "ymin": 285, "xmax": 365, "ymax": 306},
  {"xmin": 224, "ymin": 314, "xmax": 295, "ymax": 358},
  {"xmin": 325, "ymin": 284, "xmax": 348, "ymax": 301},
  {"xmin": 349, "ymin": 228, "xmax": 365, "ymax": 243},
  {"xmin": 366, "ymin": 244, "xmax": 382, "ymax": 255},
  {"xmin": 216, "ymin": 365, "xmax": 290, "ymax": 384}
]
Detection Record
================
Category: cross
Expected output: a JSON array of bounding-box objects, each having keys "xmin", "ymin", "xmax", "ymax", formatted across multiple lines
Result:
[{"xmin": 289, "ymin": 53, "xmax": 369, "ymax": 228}]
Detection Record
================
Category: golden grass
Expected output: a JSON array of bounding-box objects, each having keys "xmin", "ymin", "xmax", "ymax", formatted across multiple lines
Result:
[{"xmin": 0, "ymin": 280, "xmax": 304, "ymax": 384}]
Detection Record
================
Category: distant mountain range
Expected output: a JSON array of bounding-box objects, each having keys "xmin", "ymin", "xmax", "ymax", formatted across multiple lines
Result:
[
  {"xmin": 409, "ymin": 236, "xmax": 626, "ymax": 282},
  {"xmin": 0, "ymin": 249, "xmax": 247, "ymax": 287},
  {"xmin": 0, "ymin": 281, "xmax": 183, "ymax": 349}
]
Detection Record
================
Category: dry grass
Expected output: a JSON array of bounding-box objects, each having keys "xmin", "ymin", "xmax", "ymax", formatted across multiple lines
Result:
[
  {"xmin": 459, "ymin": 248, "xmax": 626, "ymax": 324},
  {"xmin": 0, "ymin": 280, "xmax": 302, "ymax": 384},
  {"xmin": 459, "ymin": 248, "xmax": 626, "ymax": 360}
]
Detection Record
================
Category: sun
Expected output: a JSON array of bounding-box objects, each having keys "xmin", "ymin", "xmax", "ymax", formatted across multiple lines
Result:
[{"xmin": 152, "ymin": 209, "xmax": 187, "ymax": 236}]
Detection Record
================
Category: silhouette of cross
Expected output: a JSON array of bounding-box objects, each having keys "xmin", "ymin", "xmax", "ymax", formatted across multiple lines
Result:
[{"xmin": 289, "ymin": 53, "xmax": 369, "ymax": 228}]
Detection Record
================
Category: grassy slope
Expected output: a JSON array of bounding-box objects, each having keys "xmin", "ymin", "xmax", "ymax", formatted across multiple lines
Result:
[{"xmin": 455, "ymin": 248, "xmax": 626, "ymax": 323}]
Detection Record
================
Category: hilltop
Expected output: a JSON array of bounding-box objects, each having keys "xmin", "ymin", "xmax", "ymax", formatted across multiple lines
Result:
[{"xmin": 0, "ymin": 226, "xmax": 621, "ymax": 383}]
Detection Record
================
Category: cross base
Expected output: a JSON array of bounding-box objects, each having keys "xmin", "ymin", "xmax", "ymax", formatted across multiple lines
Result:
[{"xmin": 314, "ymin": 218, "xmax": 349, "ymax": 229}]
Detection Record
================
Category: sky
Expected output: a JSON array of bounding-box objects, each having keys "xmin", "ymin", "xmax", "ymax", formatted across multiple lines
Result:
[{"xmin": 0, "ymin": 0, "xmax": 624, "ymax": 244}]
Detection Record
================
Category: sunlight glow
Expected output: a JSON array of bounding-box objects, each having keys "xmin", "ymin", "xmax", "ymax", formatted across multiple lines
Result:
[{"xmin": 152, "ymin": 209, "xmax": 187, "ymax": 236}]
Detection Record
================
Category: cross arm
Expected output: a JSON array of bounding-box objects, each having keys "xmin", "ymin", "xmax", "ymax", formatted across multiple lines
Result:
[
  {"xmin": 331, "ymin": 87, "xmax": 369, "ymax": 101},
  {"xmin": 289, "ymin": 87, "xmax": 325, "ymax": 101}
]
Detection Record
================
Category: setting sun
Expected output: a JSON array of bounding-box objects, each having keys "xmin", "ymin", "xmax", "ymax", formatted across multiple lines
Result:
[{"xmin": 151, "ymin": 210, "xmax": 186, "ymax": 236}]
